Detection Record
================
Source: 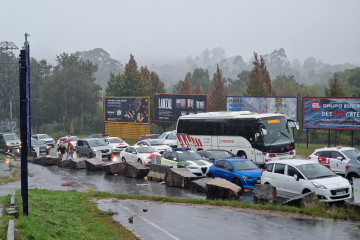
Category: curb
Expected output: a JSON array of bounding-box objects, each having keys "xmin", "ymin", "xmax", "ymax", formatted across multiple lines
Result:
[{"xmin": 7, "ymin": 190, "xmax": 16, "ymax": 240}]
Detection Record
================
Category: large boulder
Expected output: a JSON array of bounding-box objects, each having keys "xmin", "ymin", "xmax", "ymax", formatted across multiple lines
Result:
[
  {"xmin": 125, "ymin": 162, "xmax": 150, "ymax": 178},
  {"xmin": 205, "ymin": 178, "xmax": 241, "ymax": 200},
  {"xmin": 281, "ymin": 192, "xmax": 319, "ymax": 208},
  {"xmin": 31, "ymin": 156, "xmax": 60, "ymax": 166},
  {"xmin": 190, "ymin": 177, "xmax": 213, "ymax": 193},
  {"xmin": 103, "ymin": 161, "xmax": 126, "ymax": 175},
  {"xmin": 147, "ymin": 164, "xmax": 171, "ymax": 182},
  {"xmin": 253, "ymin": 184, "xmax": 277, "ymax": 204},
  {"xmin": 58, "ymin": 159, "xmax": 71, "ymax": 168},
  {"xmin": 85, "ymin": 158, "xmax": 105, "ymax": 171},
  {"xmin": 69, "ymin": 158, "xmax": 87, "ymax": 170},
  {"xmin": 165, "ymin": 168, "xmax": 200, "ymax": 189}
]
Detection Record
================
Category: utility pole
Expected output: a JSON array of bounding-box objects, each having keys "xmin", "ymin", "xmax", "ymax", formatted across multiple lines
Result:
[{"xmin": 19, "ymin": 33, "xmax": 30, "ymax": 215}]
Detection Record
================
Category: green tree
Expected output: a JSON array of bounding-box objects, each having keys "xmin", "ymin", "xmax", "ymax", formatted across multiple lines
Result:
[
  {"xmin": 324, "ymin": 73, "xmax": 344, "ymax": 97},
  {"xmin": 105, "ymin": 72, "xmax": 122, "ymax": 96},
  {"xmin": 42, "ymin": 53, "xmax": 101, "ymax": 132},
  {"xmin": 30, "ymin": 58, "xmax": 53, "ymax": 132},
  {"xmin": 119, "ymin": 54, "xmax": 140, "ymax": 96},
  {"xmin": 272, "ymin": 74, "xmax": 301, "ymax": 96},
  {"xmin": 246, "ymin": 52, "xmax": 273, "ymax": 96},
  {"xmin": 208, "ymin": 65, "xmax": 228, "ymax": 111},
  {"xmin": 227, "ymin": 70, "xmax": 250, "ymax": 95},
  {"xmin": 190, "ymin": 68, "xmax": 211, "ymax": 93}
]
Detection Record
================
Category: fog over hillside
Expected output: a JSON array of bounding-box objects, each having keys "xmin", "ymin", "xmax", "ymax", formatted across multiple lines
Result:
[{"xmin": 77, "ymin": 47, "xmax": 357, "ymax": 91}]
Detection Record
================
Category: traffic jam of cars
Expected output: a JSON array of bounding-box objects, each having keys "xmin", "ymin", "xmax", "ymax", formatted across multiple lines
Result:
[{"xmin": 2, "ymin": 131, "xmax": 358, "ymax": 203}]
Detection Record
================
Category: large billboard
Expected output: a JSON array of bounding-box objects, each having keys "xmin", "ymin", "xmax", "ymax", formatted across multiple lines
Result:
[
  {"xmin": 104, "ymin": 97, "xmax": 150, "ymax": 124},
  {"xmin": 154, "ymin": 94, "xmax": 207, "ymax": 123},
  {"xmin": 303, "ymin": 97, "xmax": 360, "ymax": 130},
  {"xmin": 226, "ymin": 96, "xmax": 298, "ymax": 121}
]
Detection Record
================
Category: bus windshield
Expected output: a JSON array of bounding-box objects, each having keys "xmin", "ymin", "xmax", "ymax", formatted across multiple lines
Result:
[{"xmin": 260, "ymin": 117, "xmax": 294, "ymax": 147}]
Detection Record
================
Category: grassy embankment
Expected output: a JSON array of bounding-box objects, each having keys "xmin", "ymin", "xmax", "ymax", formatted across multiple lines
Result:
[{"xmin": 0, "ymin": 189, "xmax": 359, "ymax": 239}]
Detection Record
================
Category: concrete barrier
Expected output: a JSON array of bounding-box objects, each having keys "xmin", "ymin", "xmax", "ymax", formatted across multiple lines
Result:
[
  {"xmin": 31, "ymin": 156, "xmax": 61, "ymax": 166},
  {"xmin": 281, "ymin": 192, "xmax": 318, "ymax": 208},
  {"xmin": 85, "ymin": 158, "xmax": 105, "ymax": 171},
  {"xmin": 7, "ymin": 219, "xmax": 14, "ymax": 240},
  {"xmin": 125, "ymin": 162, "xmax": 150, "ymax": 178},
  {"xmin": 190, "ymin": 177, "xmax": 213, "ymax": 193},
  {"xmin": 104, "ymin": 162, "xmax": 126, "ymax": 175},
  {"xmin": 147, "ymin": 164, "xmax": 171, "ymax": 182},
  {"xmin": 69, "ymin": 158, "xmax": 87, "ymax": 170},
  {"xmin": 205, "ymin": 178, "xmax": 241, "ymax": 200},
  {"xmin": 165, "ymin": 168, "xmax": 200, "ymax": 189}
]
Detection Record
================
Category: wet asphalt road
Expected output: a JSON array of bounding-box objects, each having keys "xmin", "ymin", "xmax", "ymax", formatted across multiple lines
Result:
[
  {"xmin": 1, "ymin": 151, "xmax": 360, "ymax": 239},
  {"xmin": 97, "ymin": 198, "xmax": 360, "ymax": 240}
]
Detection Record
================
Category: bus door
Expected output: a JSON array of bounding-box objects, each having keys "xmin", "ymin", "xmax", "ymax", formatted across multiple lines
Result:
[{"xmin": 211, "ymin": 136, "xmax": 219, "ymax": 149}]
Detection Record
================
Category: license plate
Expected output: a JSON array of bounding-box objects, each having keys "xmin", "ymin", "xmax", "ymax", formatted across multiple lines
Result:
[{"xmin": 336, "ymin": 191, "xmax": 346, "ymax": 196}]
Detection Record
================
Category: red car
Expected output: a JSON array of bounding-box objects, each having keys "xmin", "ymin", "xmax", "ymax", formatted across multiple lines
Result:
[{"xmin": 137, "ymin": 134, "xmax": 160, "ymax": 142}]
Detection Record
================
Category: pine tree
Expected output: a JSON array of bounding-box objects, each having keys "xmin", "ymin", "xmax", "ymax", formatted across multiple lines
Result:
[
  {"xmin": 120, "ymin": 54, "xmax": 140, "ymax": 96},
  {"xmin": 246, "ymin": 52, "xmax": 273, "ymax": 96},
  {"xmin": 191, "ymin": 83, "xmax": 204, "ymax": 94},
  {"xmin": 324, "ymin": 73, "xmax": 345, "ymax": 97},
  {"xmin": 208, "ymin": 65, "xmax": 228, "ymax": 111},
  {"xmin": 180, "ymin": 75, "xmax": 191, "ymax": 94}
]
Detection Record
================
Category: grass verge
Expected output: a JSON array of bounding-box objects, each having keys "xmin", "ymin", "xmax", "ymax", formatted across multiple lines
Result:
[
  {"xmin": 1, "ymin": 189, "xmax": 359, "ymax": 239},
  {"xmin": 0, "ymin": 190, "xmax": 138, "ymax": 240}
]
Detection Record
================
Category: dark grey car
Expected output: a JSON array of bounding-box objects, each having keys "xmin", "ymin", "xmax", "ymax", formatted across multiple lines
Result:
[
  {"xmin": 76, "ymin": 138, "xmax": 112, "ymax": 159},
  {"xmin": 197, "ymin": 149, "xmax": 236, "ymax": 163},
  {"xmin": 345, "ymin": 150, "xmax": 360, "ymax": 184}
]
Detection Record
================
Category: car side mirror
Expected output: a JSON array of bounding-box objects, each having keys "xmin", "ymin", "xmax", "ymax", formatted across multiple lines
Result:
[
  {"xmin": 294, "ymin": 174, "xmax": 299, "ymax": 181},
  {"xmin": 228, "ymin": 168, "xmax": 234, "ymax": 172},
  {"xmin": 337, "ymin": 157, "xmax": 343, "ymax": 161},
  {"xmin": 173, "ymin": 157, "xmax": 177, "ymax": 161}
]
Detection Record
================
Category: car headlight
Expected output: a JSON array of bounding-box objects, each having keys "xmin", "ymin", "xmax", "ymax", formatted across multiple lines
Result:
[
  {"xmin": 46, "ymin": 146, "xmax": 50, "ymax": 149},
  {"xmin": 93, "ymin": 149, "xmax": 98, "ymax": 152},
  {"xmin": 241, "ymin": 175, "xmax": 250, "ymax": 180},
  {"xmin": 6, "ymin": 143, "xmax": 10, "ymax": 146},
  {"xmin": 312, "ymin": 182, "xmax": 327, "ymax": 189},
  {"xmin": 143, "ymin": 156, "xmax": 150, "ymax": 160},
  {"xmin": 109, "ymin": 147, "xmax": 112, "ymax": 151}
]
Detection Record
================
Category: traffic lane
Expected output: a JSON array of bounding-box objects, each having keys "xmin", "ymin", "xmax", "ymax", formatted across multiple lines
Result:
[
  {"xmin": 1, "ymin": 159, "xmax": 205, "ymax": 199},
  {"xmin": 96, "ymin": 198, "xmax": 360, "ymax": 240}
]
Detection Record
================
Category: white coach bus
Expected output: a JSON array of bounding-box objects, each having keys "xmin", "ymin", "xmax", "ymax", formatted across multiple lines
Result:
[{"xmin": 176, "ymin": 111, "xmax": 298, "ymax": 166}]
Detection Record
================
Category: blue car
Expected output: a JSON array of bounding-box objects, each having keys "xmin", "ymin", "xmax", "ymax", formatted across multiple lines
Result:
[{"xmin": 207, "ymin": 158, "xmax": 262, "ymax": 189}]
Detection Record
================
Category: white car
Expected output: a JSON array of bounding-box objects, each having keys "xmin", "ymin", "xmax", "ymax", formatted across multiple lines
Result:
[
  {"xmin": 120, "ymin": 146, "xmax": 160, "ymax": 166},
  {"xmin": 160, "ymin": 149, "xmax": 213, "ymax": 177},
  {"xmin": 308, "ymin": 146, "xmax": 360, "ymax": 175},
  {"xmin": 134, "ymin": 139, "xmax": 171, "ymax": 154},
  {"xmin": 261, "ymin": 159, "xmax": 352, "ymax": 202},
  {"xmin": 32, "ymin": 134, "xmax": 55, "ymax": 147},
  {"xmin": 103, "ymin": 137, "xmax": 129, "ymax": 153},
  {"xmin": 157, "ymin": 130, "xmax": 177, "ymax": 148},
  {"xmin": 55, "ymin": 136, "xmax": 78, "ymax": 149}
]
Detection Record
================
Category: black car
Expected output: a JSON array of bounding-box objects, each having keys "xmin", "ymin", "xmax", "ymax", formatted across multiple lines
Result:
[
  {"xmin": 197, "ymin": 149, "xmax": 236, "ymax": 163},
  {"xmin": 31, "ymin": 138, "xmax": 51, "ymax": 156}
]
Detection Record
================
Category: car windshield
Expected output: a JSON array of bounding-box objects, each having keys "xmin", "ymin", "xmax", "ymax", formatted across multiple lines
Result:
[
  {"xmin": 342, "ymin": 149, "xmax": 360, "ymax": 159},
  {"xmin": 233, "ymin": 161, "xmax": 259, "ymax": 170},
  {"xmin": 158, "ymin": 132, "xmax": 167, "ymax": 139},
  {"xmin": 149, "ymin": 139, "xmax": 165, "ymax": 146},
  {"xmin": 297, "ymin": 163, "xmax": 336, "ymax": 180},
  {"xmin": 39, "ymin": 134, "xmax": 51, "ymax": 139},
  {"xmin": 69, "ymin": 136, "xmax": 78, "ymax": 141},
  {"xmin": 137, "ymin": 147, "xmax": 155, "ymax": 153},
  {"xmin": 213, "ymin": 151, "xmax": 235, "ymax": 159},
  {"xmin": 261, "ymin": 117, "xmax": 294, "ymax": 147},
  {"xmin": 178, "ymin": 151, "xmax": 203, "ymax": 161},
  {"xmin": 109, "ymin": 138, "xmax": 123, "ymax": 143},
  {"xmin": 3, "ymin": 134, "xmax": 19, "ymax": 141},
  {"xmin": 31, "ymin": 138, "xmax": 43, "ymax": 145},
  {"xmin": 88, "ymin": 139, "xmax": 107, "ymax": 147}
]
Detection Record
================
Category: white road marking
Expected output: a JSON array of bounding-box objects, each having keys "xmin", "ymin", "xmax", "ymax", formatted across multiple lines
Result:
[{"xmin": 119, "ymin": 203, "xmax": 181, "ymax": 240}]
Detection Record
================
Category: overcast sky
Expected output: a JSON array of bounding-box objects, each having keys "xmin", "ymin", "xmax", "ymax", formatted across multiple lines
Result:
[{"xmin": 2, "ymin": 0, "xmax": 359, "ymax": 65}]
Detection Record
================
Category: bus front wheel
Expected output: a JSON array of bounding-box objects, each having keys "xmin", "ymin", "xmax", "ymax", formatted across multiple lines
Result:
[{"xmin": 237, "ymin": 151, "xmax": 247, "ymax": 159}]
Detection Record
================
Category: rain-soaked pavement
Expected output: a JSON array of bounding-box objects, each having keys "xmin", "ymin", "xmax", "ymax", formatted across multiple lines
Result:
[{"xmin": 1, "ymin": 151, "xmax": 360, "ymax": 239}]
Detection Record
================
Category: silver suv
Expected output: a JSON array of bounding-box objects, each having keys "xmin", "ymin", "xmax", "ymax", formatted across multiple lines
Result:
[
  {"xmin": 32, "ymin": 134, "xmax": 55, "ymax": 147},
  {"xmin": 76, "ymin": 138, "xmax": 112, "ymax": 159}
]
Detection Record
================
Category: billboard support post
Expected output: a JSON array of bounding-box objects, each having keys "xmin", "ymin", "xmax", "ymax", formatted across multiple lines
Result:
[
  {"xmin": 352, "ymin": 130, "xmax": 354, "ymax": 147},
  {"xmin": 306, "ymin": 129, "xmax": 309, "ymax": 149},
  {"xmin": 328, "ymin": 130, "xmax": 330, "ymax": 147}
]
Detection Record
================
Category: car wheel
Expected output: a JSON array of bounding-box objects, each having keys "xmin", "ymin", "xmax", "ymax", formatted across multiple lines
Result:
[
  {"xmin": 89, "ymin": 152, "xmax": 95, "ymax": 158},
  {"xmin": 237, "ymin": 151, "xmax": 247, "ymax": 159},
  {"xmin": 207, "ymin": 173, "xmax": 215, "ymax": 178},
  {"xmin": 122, "ymin": 157, "xmax": 126, "ymax": 162},
  {"xmin": 347, "ymin": 173, "xmax": 359, "ymax": 185},
  {"xmin": 137, "ymin": 158, "xmax": 143, "ymax": 164},
  {"xmin": 302, "ymin": 189, "xmax": 312, "ymax": 194},
  {"xmin": 233, "ymin": 178, "xmax": 243, "ymax": 189}
]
